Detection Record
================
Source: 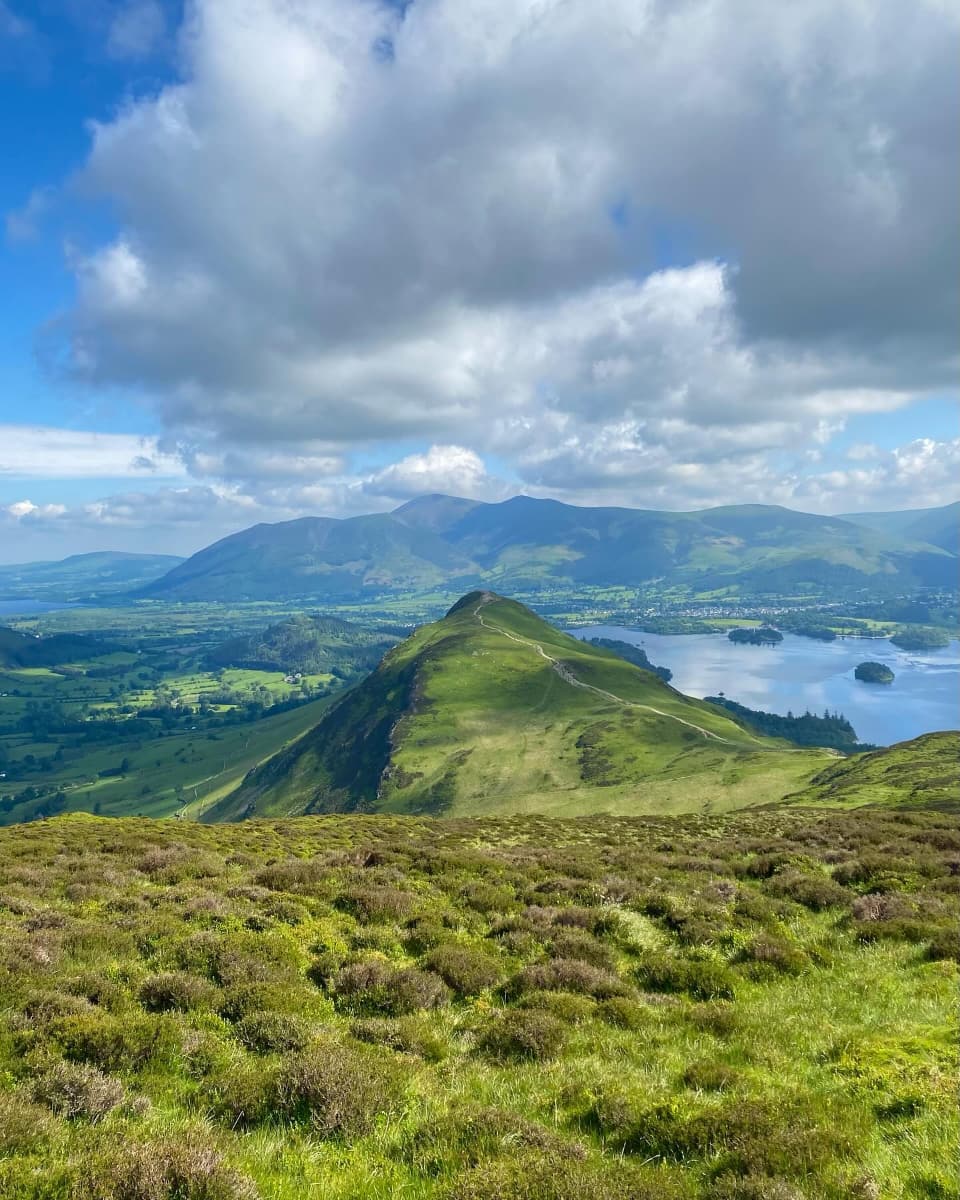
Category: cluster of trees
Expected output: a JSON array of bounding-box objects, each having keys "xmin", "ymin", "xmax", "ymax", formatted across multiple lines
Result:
[
  {"xmin": 854, "ymin": 661, "xmax": 895, "ymax": 684},
  {"xmin": 704, "ymin": 696, "xmax": 865, "ymax": 751},
  {"xmin": 728, "ymin": 626, "xmax": 783, "ymax": 645},
  {"xmin": 207, "ymin": 613, "xmax": 395, "ymax": 677},
  {"xmin": 890, "ymin": 626, "xmax": 951, "ymax": 651},
  {"xmin": 587, "ymin": 637, "xmax": 672, "ymax": 681}
]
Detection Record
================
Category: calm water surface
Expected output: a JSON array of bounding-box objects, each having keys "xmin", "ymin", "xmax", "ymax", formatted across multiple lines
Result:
[
  {"xmin": 576, "ymin": 626, "xmax": 960, "ymax": 746},
  {"xmin": 0, "ymin": 600, "xmax": 77, "ymax": 616}
]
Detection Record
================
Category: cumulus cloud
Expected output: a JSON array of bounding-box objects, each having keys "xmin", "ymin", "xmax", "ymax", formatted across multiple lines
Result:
[
  {"xmin": 363, "ymin": 445, "xmax": 508, "ymax": 501},
  {"xmin": 795, "ymin": 438, "xmax": 960, "ymax": 514},
  {"xmin": 51, "ymin": 1, "xmax": 955, "ymax": 475}
]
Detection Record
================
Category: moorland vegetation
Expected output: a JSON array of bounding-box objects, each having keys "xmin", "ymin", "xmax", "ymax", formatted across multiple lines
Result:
[{"xmin": 0, "ymin": 804, "xmax": 956, "ymax": 1200}]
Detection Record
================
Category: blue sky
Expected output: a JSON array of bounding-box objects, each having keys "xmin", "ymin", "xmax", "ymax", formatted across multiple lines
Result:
[{"xmin": 0, "ymin": 0, "xmax": 957, "ymax": 561}]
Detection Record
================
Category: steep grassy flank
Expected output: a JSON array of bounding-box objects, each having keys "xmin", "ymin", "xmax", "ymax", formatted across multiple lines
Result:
[
  {"xmin": 0, "ymin": 807, "xmax": 955, "ymax": 1199},
  {"xmin": 219, "ymin": 593, "xmax": 829, "ymax": 820},
  {"xmin": 790, "ymin": 732, "xmax": 960, "ymax": 808},
  {"xmin": 1, "ymin": 692, "xmax": 341, "ymax": 824}
]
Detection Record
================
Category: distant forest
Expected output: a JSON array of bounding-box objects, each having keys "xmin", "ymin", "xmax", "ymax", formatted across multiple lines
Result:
[
  {"xmin": 587, "ymin": 637, "xmax": 672, "ymax": 681},
  {"xmin": 705, "ymin": 696, "xmax": 869, "ymax": 752}
]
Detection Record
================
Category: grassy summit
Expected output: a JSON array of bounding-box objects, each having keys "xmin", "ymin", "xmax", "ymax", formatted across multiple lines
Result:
[{"xmin": 215, "ymin": 592, "xmax": 831, "ymax": 820}]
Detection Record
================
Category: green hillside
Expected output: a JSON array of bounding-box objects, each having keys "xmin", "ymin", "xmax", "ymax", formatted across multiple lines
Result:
[
  {"xmin": 144, "ymin": 513, "xmax": 479, "ymax": 600},
  {"xmin": 143, "ymin": 495, "xmax": 959, "ymax": 602},
  {"xmin": 790, "ymin": 732, "xmax": 960, "ymax": 808},
  {"xmin": 841, "ymin": 501, "xmax": 959, "ymax": 554},
  {"xmin": 0, "ymin": 551, "xmax": 183, "ymax": 601},
  {"xmin": 0, "ymin": 626, "xmax": 116, "ymax": 668},
  {"xmin": 216, "ymin": 592, "xmax": 830, "ymax": 821},
  {"xmin": 207, "ymin": 612, "xmax": 398, "ymax": 677}
]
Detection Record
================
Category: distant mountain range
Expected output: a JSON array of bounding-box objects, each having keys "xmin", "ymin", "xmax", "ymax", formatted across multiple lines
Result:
[
  {"xmin": 211, "ymin": 591, "xmax": 830, "ymax": 820},
  {"xmin": 141, "ymin": 496, "xmax": 959, "ymax": 601},
  {"xmin": 0, "ymin": 552, "xmax": 183, "ymax": 601}
]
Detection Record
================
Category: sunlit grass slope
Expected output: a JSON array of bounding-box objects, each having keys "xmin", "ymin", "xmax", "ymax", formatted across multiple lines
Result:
[
  {"xmin": 790, "ymin": 732, "xmax": 960, "ymax": 808},
  {"xmin": 220, "ymin": 592, "xmax": 830, "ymax": 820}
]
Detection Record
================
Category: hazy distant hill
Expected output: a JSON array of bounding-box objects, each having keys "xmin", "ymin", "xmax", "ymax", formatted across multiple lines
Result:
[
  {"xmin": 143, "ymin": 513, "xmax": 479, "ymax": 600},
  {"xmin": 143, "ymin": 495, "xmax": 959, "ymax": 601},
  {"xmin": 841, "ymin": 501, "xmax": 960, "ymax": 555},
  {"xmin": 212, "ymin": 591, "xmax": 827, "ymax": 820},
  {"xmin": 0, "ymin": 552, "xmax": 183, "ymax": 600}
]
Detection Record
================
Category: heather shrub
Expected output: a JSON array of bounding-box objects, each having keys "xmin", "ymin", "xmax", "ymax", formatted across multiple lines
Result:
[
  {"xmin": 350, "ymin": 1016, "xmax": 448, "ymax": 1061},
  {"xmin": 736, "ymin": 935, "xmax": 807, "ymax": 977},
  {"xmin": 423, "ymin": 943, "xmax": 503, "ymax": 995},
  {"xmin": 765, "ymin": 871, "xmax": 849, "ymax": 911},
  {"xmin": 336, "ymin": 886, "xmax": 415, "ymax": 923},
  {"xmin": 636, "ymin": 953, "xmax": 735, "ymax": 1000},
  {"xmin": 519, "ymin": 990, "xmax": 595, "ymax": 1024},
  {"xmin": 84, "ymin": 1137, "xmax": 259, "ymax": 1200},
  {"xmin": 924, "ymin": 927, "xmax": 960, "ymax": 962},
  {"xmin": 510, "ymin": 958, "xmax": 629, "ymax": 999},
  {"xmin": 547, "ymin": 930, "xmax": 616, "ymax": 969},
  {"xmin": 461, "ymin": 881, "xmax": 516, "ymax": 913},
  {"xmin": 404, "ymin": 1104, "xmax": 583, "ymax": 1174},
  {"xmin": 444, "ymin": 1155, "xmax": 691, "ymax": 1200},
  {"xmin": 202, "ymin": 1057, "xmax": 277, "ymax": 1127},
  {"xmin": 332, "ymin": 960, "xmax": 449, "ymax": 1016},
  {"xmin": 0, "ymin": 1092, "xmax": 52, "ymax": 1154},
  {"xmin": 478, "ymin": 1009, "xmax": 566, "ymax": 1061},
  {"xmin": 687, "ymin": 1002, "xmax": 740, "ymax": 1037},
  {"xmin": 402, "ymin": 918, "xmax": 451, "ymax": 954},
  {"xmin": 219, "ymin": 981, "xmax": 312, "ymax": 1022},
  {"xmin": 708, "ymin": 1176, "xmax": 804, "ymax": 1200},
  {"xmin": 31, "ymin": 1061, "xmax": 124, "ymax": 1121},
  {"xmin": 140, "ymin": 971, "xmax": 219, "ymax": 1013},
  {"xmin": 234, "ymin": 1011, "xmax": 310, "ymax": 1054},
  {"xmin": 47, "ymin": 1011, "xmax": 180, "ymax": 1071},
  {"xmin": 603, "ymin": 1096, "xmax": 863, "ymax": 1176},
  {"xmin": 596, "ymin": 996, "xmax": 647, "ymax": 1029},
  {"xmin": 681, "ymin": 1059, "xmax": 739, "ymax": 1091},
  {"xmin": 273, "ymin": 1041, "xmax": 408, "ymax": 1137}
]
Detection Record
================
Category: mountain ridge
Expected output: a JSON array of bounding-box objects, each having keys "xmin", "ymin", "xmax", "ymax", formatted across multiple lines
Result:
[{"xmin": 142, "ymin": 496, "xmax": 960, "ymax": 601}]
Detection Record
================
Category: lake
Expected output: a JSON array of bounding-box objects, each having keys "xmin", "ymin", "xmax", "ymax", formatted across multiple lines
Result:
[
  {"xmin": 575, "ymin": 626, "xmax": 960, "ymax": 746},
  {"xmin": 0, "ymin": 600, "xmax": 78, "ymax": 616}
]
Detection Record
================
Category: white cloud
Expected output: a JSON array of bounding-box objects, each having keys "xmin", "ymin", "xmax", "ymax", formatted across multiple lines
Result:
[
  {"xmin": 49, "ymin": 1, "xmax": 954, "ymax": 477},
  {"xmin": 795, "ymin": 438, "xmax": 960, "ymax": 513},
  {"xmin": 0, "ymin": 0, "xmax": 949, "ymax": 529},
  {"xmin": 362, "ymin": 444, "xmax": 508, "ymax": 501},
  {"xmin": 0, "ymin": 426, "xmax": 186, "ymax": 480}
]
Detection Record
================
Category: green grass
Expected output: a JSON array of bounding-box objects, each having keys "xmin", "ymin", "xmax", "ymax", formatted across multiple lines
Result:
[
  {"xmin": 0, "ymin": 805, "xmax": 955, "ymax": 1198},
  {"xmin": 2, "ymin": 694, "xmax": 338, "ymax": 822},
  {"xmin": 227, "ymin": 593, "xmax": 833, "ymax": 820},
  {"xmin": 789, "ymin": 733, "xmax": 960, "ymax": 808}
]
